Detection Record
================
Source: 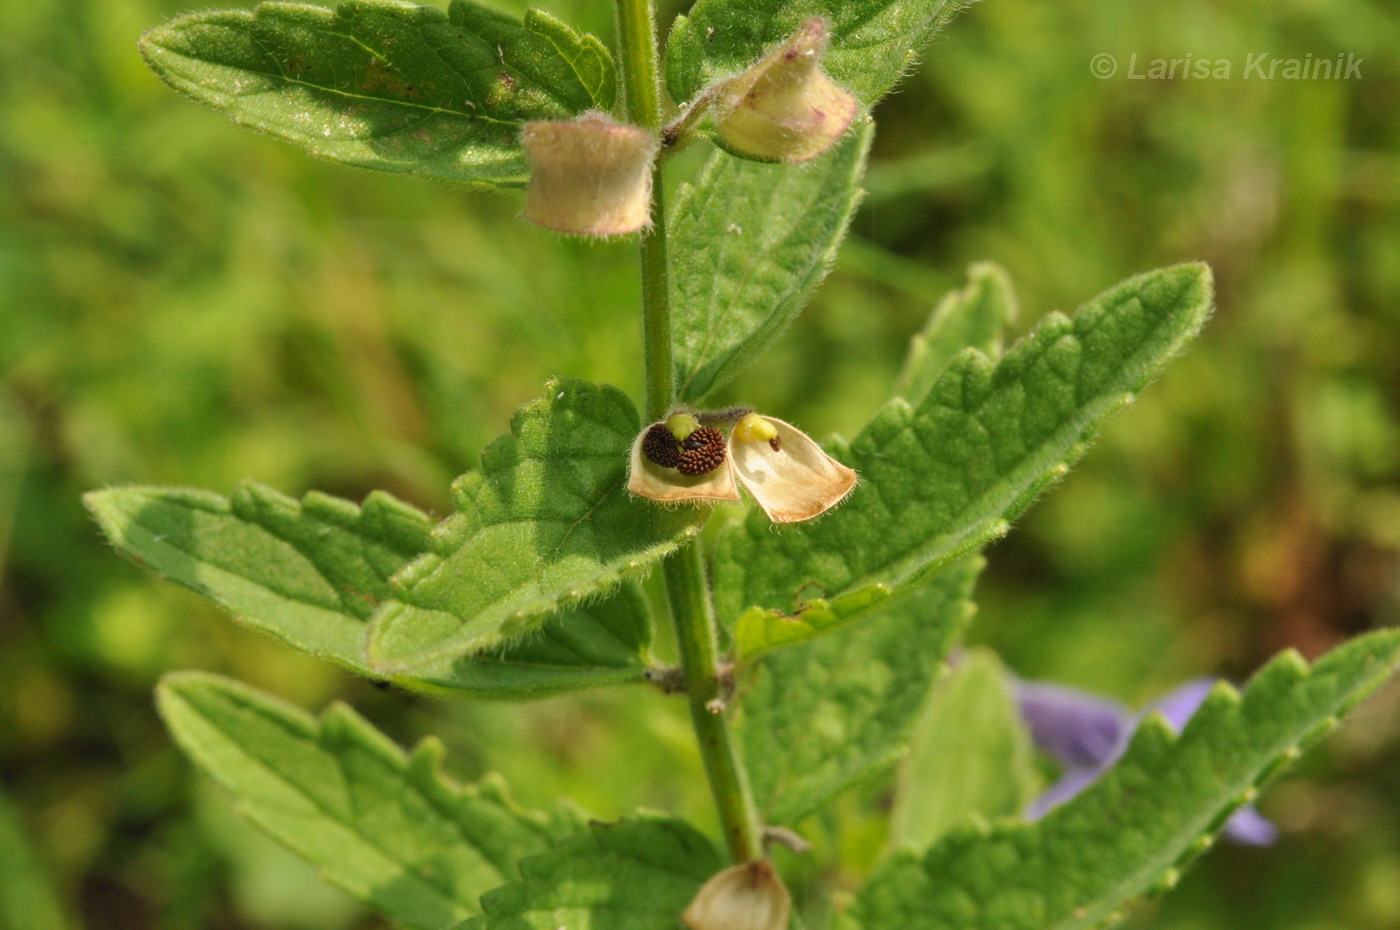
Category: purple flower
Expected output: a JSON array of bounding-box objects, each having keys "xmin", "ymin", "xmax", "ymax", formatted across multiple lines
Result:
[{"xmin": 1014, "ymin": 676, "xmax": 1279, "ymax": 846}]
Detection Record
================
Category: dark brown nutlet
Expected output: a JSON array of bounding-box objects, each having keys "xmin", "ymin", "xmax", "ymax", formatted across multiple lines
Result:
[
  {"xmin": 768, "ymin": 435, "xmax": 782, "ymax": 452},
  {"xmin": 642, "ymin": 423, "xmax": 682, "ymax": 468},
  {"xmin": 677, "ymin": 426, "xmax": 727, "ymax": 476}
]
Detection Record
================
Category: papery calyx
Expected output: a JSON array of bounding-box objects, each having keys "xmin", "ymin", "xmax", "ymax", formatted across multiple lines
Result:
[
  {"xmin": 682, "ymin": 860, "xmax": 791, "ymax": 930},
  {"xmin": 521, "ymin": 112, "xmax": 658, "ymax": 236},
  {"xmin": 628, "ymin": 408, "xmax": 855, "ymax": 520},
  {"xmin": 728, "ymin": 413, "xmax": 856, "ymax": 523},
  {"xmin": 710, "ymin": 18, "xmax": 859, "ymax": 164},
  {"xmin": 629, "ymin": 412, "xmax": 739, "ymax": 504}
]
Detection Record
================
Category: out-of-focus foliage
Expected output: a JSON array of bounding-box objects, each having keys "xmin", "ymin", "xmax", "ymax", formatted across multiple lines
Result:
[{"xmin": 1, "ymin": 0, "xmax": 1397, "ymax": 927}]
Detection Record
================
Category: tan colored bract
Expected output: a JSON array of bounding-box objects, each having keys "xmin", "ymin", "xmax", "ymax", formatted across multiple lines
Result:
[
  {"xmin": 522, "ymin": 112, "xmax": 658, "ymax": 236},
  {"xmin": 682, "ymin": 860, "xmax": 791, "ymax": 930},
  {"xmin": 711, "ymin": 18, "xmax": 859, "ymax": 164}
]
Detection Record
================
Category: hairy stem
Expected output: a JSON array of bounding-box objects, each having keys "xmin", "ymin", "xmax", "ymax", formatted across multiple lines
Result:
[
  {"xmin": 615, "ymin": 0, "xmax": 670, "ymax": 421},
  {"xmin": 664, "ymin": 542, "xmax": 764, "ymax": 863},
  {"xmin": 638, "ymin": 179, "xmax": 672, "ymax": 422},
  {"xmin": 615, "ymin": 0, "xmax": 763, "ymax": 863}
]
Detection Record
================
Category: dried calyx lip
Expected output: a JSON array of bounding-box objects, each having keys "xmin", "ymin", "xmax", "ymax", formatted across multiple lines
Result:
[{"xmin": 727, "ymin": 413, "xmax": 856, "ymax": 523}]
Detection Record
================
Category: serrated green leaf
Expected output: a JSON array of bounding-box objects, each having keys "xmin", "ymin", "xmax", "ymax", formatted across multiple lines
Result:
[
  {"xmin": 88, "ymin": 479, "xmax": 660, "ymax": 697},
  {"xmin": 671, "ymin": 124, "xmax": 871, "ymax": 402},
  {"xmin": 890, "ymin": 648, "xmax": 1037, "ymax": 852},
  {"xmin": 894, "ymin": 262, "xmax": 1018, "ymax": 405},
  {"xmin": 85, "ymin": 482, "xmax": 430, "ymax": 674},
  {"xmin": 853, "ymin": 630, "xmax": 1400, "ymax": 929},
  {"xmin": 450, "ymin": 1, "xmax": 616, "ymax": 112},
  {"xmin": 734, "ymin": 583, "xmax": 891, "ymax": 660},
  {"xmin": 455, "ymin": 815, "xmax": 722, "ymax": 930},
  {"xmin": 742, "ymin": 558, "xmax": 981, "ymax": 825},
  {"xmin": 666, "ymin": 0, "xmax": 968, "ymax": 109},
  {"xmin": 139, "ymin": 0, "xmax": 616, "ymax": 189},
  {"xmin": 712, "ymin": 264, "xmax": 1214, "ymax": 631},
  {"xmin": 391, "ymin": 581, "xmax": 655, "ymax": 696},
  {"xmin": 0, "ymin": 788, "xmax": 70, "ymax": 930},
  {"xmin": 367, "ymin": 379, "xmax": 704, "ymax": 674},
  {"xmin": 157, "ymin": 672, "xmax": 583, "ymax": 929}
]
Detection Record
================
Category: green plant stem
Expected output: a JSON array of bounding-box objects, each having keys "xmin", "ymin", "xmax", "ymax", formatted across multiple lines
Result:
[
  {"xmin": 615, "ymin": 0, "xmax": 762, "ymax": 864},
  {"xmin": 638, "ymin": 180, "xmax": 672, "ymax": 422},
  {"xmin": 615, "ymin": 0, "xmax": 670, "ymax": 421},
  {"xmin": 663, "ymin": 543, "xmax": 764, "ymax": 863},
  {"xmin": 614, "ymin": 0, "xmax": 660, "ymax": 131}
]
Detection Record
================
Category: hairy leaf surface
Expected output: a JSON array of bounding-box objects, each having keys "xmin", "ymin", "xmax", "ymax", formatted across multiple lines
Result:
[
  {"xmin": 854, "ymin": 630, "xmax": 1400, "ymax": 929},
  {"xmin": 712, "ymin": 264, "xmax": 1214, "ymax": 632},
  {"xmin": 87, "ymin": 482, "xmax": 656, "ymax": 697},
  {"xmin": 671, "ymin": 124, "xmax": 871, "ymax": 402},
  {"xmin": 455, "ymin": 815, "xmax": 722, "ymax": 929},
  {"xmin": 367, "ymin": 379, "xmax": 703, "ymax": 674},
  {"xmin": 86, "ymin": 482, "xmax": 431, "ymax": 673},
  {"xmin": 157, "ymin": 672, "xmax": 582, "ymax": 929},
  {"xmin": 392, "ymin": 582, "xmax": 655, "ymax": 696},
  {"xmin": 666, "ymin": 0, "xmax": 968, "ymax": 108},
  {"xmin": 895, "ymin": 262, "xmax": 1018, "ymax": 405},
  {"xmin": 731, "ymin": 264, "xmax": 1012, "ymax": 661},
  {"xmin": 139, "ymin": 0, "xmax": 615, "ymax": 188},
  {"xmin": 733, "ymin": 584, "xmax": 892, "ymax": 660},
  {"xmin": 742, "ymin": 559, "xmax": 980, "ymax": 825}
]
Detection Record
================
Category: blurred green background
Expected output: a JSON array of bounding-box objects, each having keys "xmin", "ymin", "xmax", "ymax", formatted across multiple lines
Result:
[{"xmin": 2, "ymin": 0, "xmax": 1398, "ymax": 926}]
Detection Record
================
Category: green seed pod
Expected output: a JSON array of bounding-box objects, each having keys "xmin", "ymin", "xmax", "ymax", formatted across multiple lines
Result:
[{"xmin": 666, "ymin": 412, "xmax": 702, "ymax": 441}]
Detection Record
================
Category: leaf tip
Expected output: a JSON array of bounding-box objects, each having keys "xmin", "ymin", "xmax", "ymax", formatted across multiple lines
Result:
[
  {"xmin": 135, "ymin": 23, "xmax": 166, "ymax": 61},
  {"xmin": 153, "ymin": 669, "xmax": 227, "ymax": 727},
  {"xmin": 407, "ymin": 735, "xmax": 449, "ymax": 781},
  {"xmin": 81, "ymin": 487, "xmax": 108, "ymax": 512}
]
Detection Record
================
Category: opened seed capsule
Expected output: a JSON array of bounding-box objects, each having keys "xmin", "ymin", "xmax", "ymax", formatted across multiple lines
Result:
[{"xmin": 677, "ymin": 426, "xmax": 727, "ymax": 476}]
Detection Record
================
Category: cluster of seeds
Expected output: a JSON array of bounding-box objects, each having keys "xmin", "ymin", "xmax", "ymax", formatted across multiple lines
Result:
[
  {"xmin": 641, "ymin": 423, "xmax": 682, "ymax": 468},
  {"xmin": 641, "ymin": 422, "xmax": 729, "ymax": 476},
  {"xmin": 632, "ymin": 407, "xmax": 856, "ymax": 524},
  {"xmin": 678, "ymin": 427, "xmax": 727, "ymax": 475}
]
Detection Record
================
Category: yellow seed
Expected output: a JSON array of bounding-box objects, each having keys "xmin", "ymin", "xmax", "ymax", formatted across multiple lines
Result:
[
  {"xmin": 666, "ymin": 413, "xmax": 701, "ymax": 441},
  {"xmin": 733, "ymin": 413, "xmax": 779, "ymax": 444}
]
